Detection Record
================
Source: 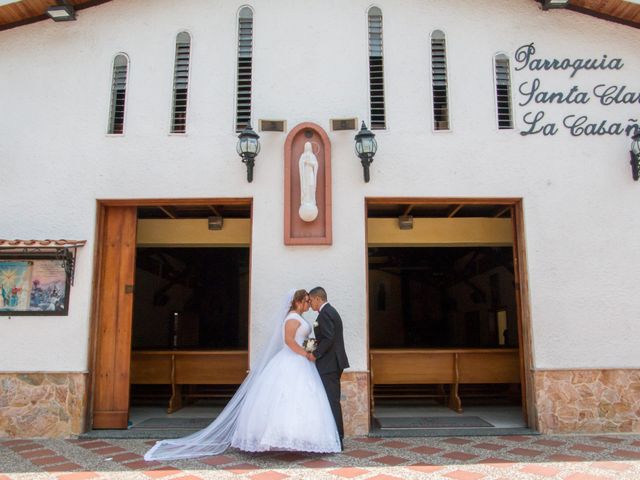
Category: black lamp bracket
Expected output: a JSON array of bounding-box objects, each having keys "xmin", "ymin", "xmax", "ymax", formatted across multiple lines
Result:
[{"xmin": 242, "ymin": 156, "xmax": 255, "ymax": 183}]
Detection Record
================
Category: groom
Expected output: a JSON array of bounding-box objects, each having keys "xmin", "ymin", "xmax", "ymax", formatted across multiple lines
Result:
[{"xmin": 307, "ymin": 287, "xmax": 349, "ymax": 449}]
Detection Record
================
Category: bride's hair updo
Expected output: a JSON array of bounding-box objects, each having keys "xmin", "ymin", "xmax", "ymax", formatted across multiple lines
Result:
[{"xmin": 289, "ymin": 289, "xmax": 308, "ymax": 312}]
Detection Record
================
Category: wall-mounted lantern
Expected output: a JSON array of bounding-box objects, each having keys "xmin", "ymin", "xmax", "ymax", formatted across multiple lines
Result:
[
  {"xmin": 354, "ymin": 121, "xmax": 377, "ymax": 182},
  {"xmin": 542, "ymin": 0, "xmax": 569, "ymax": 9},
  {"xmin": 236, "ymin": 123, "xmax": 260, "ymax": 182},
  {"xmin": 630, "ymin": 132, "xmax": 640, "ymax": 181},
  {"xmin": 46, "ymin": 0, "xmax": 76, "ymax": 21}
]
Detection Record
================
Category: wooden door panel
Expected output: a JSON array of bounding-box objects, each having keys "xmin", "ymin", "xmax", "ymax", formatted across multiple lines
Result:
[{"xmin": 92, "ymin": 206, "xmax": 137, "ymax": 429}]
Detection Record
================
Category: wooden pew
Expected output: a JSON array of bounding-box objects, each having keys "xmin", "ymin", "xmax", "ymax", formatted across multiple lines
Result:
[
  {"xmin": 130, "ymin": 350, "xmax": 248, "ymax": 413},
  {"xmin": 369, "ymin": 348, "xmax": 520, "ymax": 413}
]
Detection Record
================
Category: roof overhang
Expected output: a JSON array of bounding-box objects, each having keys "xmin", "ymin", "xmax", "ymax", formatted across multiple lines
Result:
[
  {"xmin": 1, "ymin": 1, "xmax": 638, "ymax": 33},
  {"xmin": 0, "ymin": 0, "xmax": 111, "ymax": 31},
  {"xmin": 557, "ymin": 0, "xmax": 640, "ymax": 28}
]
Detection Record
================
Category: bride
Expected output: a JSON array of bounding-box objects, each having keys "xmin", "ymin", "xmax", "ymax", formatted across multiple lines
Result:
[{"xmin": 144, "ymin": 289, "xmax": 341, "ymax": 460}]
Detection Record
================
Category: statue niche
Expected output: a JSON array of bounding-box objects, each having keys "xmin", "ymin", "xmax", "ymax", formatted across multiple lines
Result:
[{"xmin": 284, "ymin": 123, "xmax": 332, "ymax": 245}]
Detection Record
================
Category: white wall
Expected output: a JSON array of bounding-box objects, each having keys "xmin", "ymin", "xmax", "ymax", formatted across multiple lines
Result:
[{"xmin": 1, "ymin": 0, "xmax": 639, "ymax": 372}]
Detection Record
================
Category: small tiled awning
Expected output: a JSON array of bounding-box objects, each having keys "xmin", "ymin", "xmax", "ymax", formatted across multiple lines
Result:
[
  {"xmin": 0, "ymin": 239, "xmax": 86, "ymax": 248},
  {"xmin": 0, "ymin": 239, "xmax": 86, "ymax": 284}
]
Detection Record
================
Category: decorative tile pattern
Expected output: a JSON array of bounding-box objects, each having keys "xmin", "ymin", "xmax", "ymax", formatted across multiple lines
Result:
[
  {"xmin": 477, "ymin": 457, "xmax": 513, "ymax": 467},
  {"xmin": 57, "ymin": 473, "xmax": 101, "ymax": 480},
  {"xmin": 299, "ymin": 459, "xmax": 339, "ymax": 469},
  {"xmin": 534, "ymin": 369, "xmax": 640, "ymax": 434},
  {"xmin": 223, "ymin": 463, "xmax": 260, "ymax": 474},
  {"xmin": 411, "ymin": 445, "xmax": 443, "ymax": 454},
  {"xmin": 200, "ymin": 454, "xmax": 235, "ymax": 466},
  {"xmin": 507, "ymin": 447, "xmax": 544, "ymax": 456},
  {"xmin": 329, "ymin": 467, "xmax": 370, "ymax": 478},
  {"xmin": 441, "ymin": 451, "xmax": 478, "ymax": 461},
  {"xmin": 0, "ymin": 372, "xmax": 87, "ymax": 438},
  {"xmin": 407, "ymin": 464, "xmax": 444, "ymax": 473},
  {"xmin": 371, "ymin": 455, "xmax": 407, "ymax": 466},
  {"xmin": 19, "ymin": 448, "xmax": 57, "ymax": 459},
  {"xmin": 110, "ymin": 452, "xmax": 143, "ymax": 463},
  {"xmin": 30, "ymin": 455, "xmax": 68, "ymax": 465},
  {"xmin": 443, "ymin": 470, "xmax": 485, "ymax": 480},
  {"xmin": 520, "ymin": 464, "xmax": 560, "ymax": 476},
  {"xmin": 472, "ymin": 443, "xmax": 504, "ymax": 451},
  {"xmin": 249, "ymin": 471, "xmax": 289, "ymax": 480},
  {"xmin": 42, "ymin": 462, "xmax": 82, "ymax": 472},
  {"xmin": 344, "ymin": 449, "xmax": 377, "ymax": 459},
  {"xmin": 8, "ymin": 443, "xmax": 41, "ymax": 452},
  {"xmin": 143, "ymin": 467, "xmax": 182, "ymax": 478},
  {"xmin": 1, "ymin": 432, "xmax": 640, "ymax": 479}
]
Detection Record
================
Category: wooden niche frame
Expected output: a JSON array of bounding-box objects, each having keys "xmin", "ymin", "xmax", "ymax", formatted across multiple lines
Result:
[{"xmin": 284, "ymin": 122, "xmax": 332, "ymax": 245}]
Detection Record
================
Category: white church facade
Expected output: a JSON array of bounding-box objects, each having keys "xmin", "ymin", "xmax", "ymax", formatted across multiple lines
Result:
[{"xmin": 1, "ymin": 0, "xmax": 639, "ymax": 438}]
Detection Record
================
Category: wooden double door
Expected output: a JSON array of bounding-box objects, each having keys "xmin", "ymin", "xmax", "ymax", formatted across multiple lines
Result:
[{"xmin": 91, "ymin": 206, "xmax": 137, "ymax": 429}]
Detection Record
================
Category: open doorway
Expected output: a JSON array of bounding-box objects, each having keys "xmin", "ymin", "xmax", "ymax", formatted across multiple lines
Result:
[
  {"xmin": 367, "ymin": 199, "xmax": 532, "ymax": 435},
  {"xmin": 90, "ymin": 200, "xmax": 251, "ymax": 435}
]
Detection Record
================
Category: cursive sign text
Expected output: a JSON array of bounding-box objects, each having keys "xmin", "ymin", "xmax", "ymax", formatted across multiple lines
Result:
[
  {"xmin": 515, "ymin": 42, "xmax": 624, "ymax": 79},
  {"xmin": 515, "ymin": 42, "xmax": 638, "ymax": 137}
]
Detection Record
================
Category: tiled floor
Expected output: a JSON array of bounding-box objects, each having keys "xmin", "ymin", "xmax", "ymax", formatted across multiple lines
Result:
[{"xmin": 1, "ymin": 433, "xmax": 640, "ymax": 479}]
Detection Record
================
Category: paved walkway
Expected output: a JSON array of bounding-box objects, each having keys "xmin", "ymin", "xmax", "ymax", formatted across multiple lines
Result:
[{"xmin": 2, "ymin": 434, "xmax": 640, "ymax": 479}]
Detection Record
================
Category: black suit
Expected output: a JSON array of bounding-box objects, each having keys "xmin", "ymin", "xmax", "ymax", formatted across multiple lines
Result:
[{"xmin": 313, "ymin": 303, "xmax": 349, "ymax": 441}]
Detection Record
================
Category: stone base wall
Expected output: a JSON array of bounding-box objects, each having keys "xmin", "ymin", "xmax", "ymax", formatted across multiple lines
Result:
[
  {"xmin": 5, "ymin": 369, "xmax": 639, "ymax": 438},
  {"xmin": 534, "ymin": 369, "xmax": 640, "ymax": 434},
  {"xmin": 0, "ymin": 373, "xmax": 87, "ymax": 438},
  {"xmin": 0, "ymin": 370, "xmax": 369, "ymax": 439},
  {"xmin": 341, "ymin": 371, "xmax": 369, "ymax": 436}
]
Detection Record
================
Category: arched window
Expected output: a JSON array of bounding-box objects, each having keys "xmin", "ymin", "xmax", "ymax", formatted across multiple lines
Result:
[
  {"xmin": 367, "ymin": 7, "xmax": 386, "ymax": 129},
  {"xmin": 494, "ymin": 53, "xmax": 514, "ymax": 129},
  {"xmin": 108, "ymin": 54, "xmax": 128, "ymax": 134},
  {"xmin": 235, "ymin": 7, "xmax": 254, "ymax": 132},
  {"xmin": 430, "ymin": 30, "xmax": 449, "ymax": 131},
  {"xmin": 171, "ymin": 32, "xmax": 191, "ymax": 134}
]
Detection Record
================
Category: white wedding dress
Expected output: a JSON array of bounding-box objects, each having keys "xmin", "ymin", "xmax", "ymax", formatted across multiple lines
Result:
[
  {"xmin": 145, "ymin": 293, "xmax": 340, "ymax": 461},
  {"xmin": 231, "ymin": 312, "xmax": 341, "ymax": 452}
]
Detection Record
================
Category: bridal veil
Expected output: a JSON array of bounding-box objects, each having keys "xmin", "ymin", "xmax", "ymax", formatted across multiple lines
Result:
[{"xmin": 144, "ymin": 289, "xmax": 296, "ymax": 461}]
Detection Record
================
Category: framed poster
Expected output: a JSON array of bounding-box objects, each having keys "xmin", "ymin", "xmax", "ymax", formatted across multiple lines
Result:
[{"xmin": 0, "ymin": 258, "xmax": 70, "ymax": 315}]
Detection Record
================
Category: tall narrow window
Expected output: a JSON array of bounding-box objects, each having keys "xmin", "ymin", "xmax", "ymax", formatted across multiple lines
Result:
[
  {"xmin": 494, "ymin": 54, "xmax": 514, "ymax": 129},
  {"xmin": 108, "ymin": 54, "xmax": 128, "ymax": 134},
  {"xmin": 430, "ymin": 30, "xmax": 449, "ymax": 131},
  {"xmin": 367, "ymin": 7, "xmax": 386, "ymax": 129},
  {"xmin": 171, "ymin": 32, "xmax": 191, "ymax": 134},
  {"xmin": 235, "ymin": 7, "xmax": 254, "ymax": 132}
]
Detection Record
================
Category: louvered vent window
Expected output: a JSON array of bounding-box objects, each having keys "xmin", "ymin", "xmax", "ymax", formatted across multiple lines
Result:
[
  {"xmin": 430, "ymin": 30, "xmax": 449, "ymax": 131},
  {"xmin": 368, "ymin": 7, "xmax": 386, "ymax": 130},
  {"xmin": 494, "ymin": 54, "xmax": 514, "ymax": 129},
  {"xmin": 108, "ymin": 54, "xmax": 128, "ymax": 134},
  {"xmin": 235, "ymin": 7, "xmax": 254, "ymax": 132},
  {"xmin": 171, "ymin": 32, "xmax": 191, "ymax": 134}
]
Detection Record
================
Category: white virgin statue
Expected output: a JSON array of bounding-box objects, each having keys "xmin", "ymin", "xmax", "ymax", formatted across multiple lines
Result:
[{"xmin": 298, "ymin": 141, "xmax": 319, "ymax": 222}]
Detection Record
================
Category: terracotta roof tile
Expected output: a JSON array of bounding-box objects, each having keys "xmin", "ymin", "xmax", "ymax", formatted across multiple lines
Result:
[{"xmin": 0, "ymin": 239, "xmax": 86, "ymax": 248}]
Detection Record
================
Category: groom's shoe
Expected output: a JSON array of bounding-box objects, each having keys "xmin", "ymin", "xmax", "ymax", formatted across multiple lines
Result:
[{"xmin": 340, "ymin": 439, "xmax": 344, "ymax": 451}]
